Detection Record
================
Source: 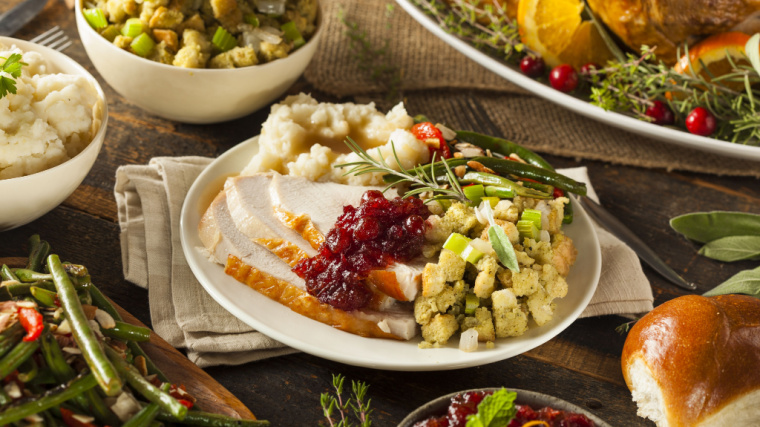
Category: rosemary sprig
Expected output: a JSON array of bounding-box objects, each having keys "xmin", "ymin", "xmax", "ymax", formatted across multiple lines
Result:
[
  {"xmin": 320, "ymin": 374, "xmax": 372, "ymax": 427},
  {"xmin": 585, "ymin": 46, "xmax": 760, "ymax": 144},
  {"xmin": 413, "ymin": 0, "xmax": 528, "ymax": 61},
  {"xmin": 335, "ymin": 138, "xmax": 468, "ymax": 203}
]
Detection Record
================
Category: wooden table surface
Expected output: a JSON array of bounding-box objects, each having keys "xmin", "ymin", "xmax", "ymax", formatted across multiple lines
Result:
[{"xmin": 2, "ymin": 1, "xmax": 760, "ymax": 425}]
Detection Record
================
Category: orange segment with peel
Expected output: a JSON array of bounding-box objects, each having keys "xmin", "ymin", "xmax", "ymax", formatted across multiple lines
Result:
[
  {"xmin": 518, "ymin": 0, "xmax": 613, "ymax": 69},
  {"xmin": 673, "ymin": 32, "xmax": 755, "ymax": 90}
]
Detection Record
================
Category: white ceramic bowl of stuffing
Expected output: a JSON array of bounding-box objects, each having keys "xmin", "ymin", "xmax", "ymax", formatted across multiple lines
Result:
[
  {"xmin": 0, "ymin": 37, "xmax": 107, "ymax": 231},
  {"xmin": 74, "ymin": 0, "xmax": 323, "ymax": 124}
]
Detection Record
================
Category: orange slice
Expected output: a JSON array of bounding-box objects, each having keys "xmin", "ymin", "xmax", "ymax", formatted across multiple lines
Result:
[
  {"xmin": 674, "ymin": 32, "xmax": 754, "ymax": 90},
  {"xmin": 557, "ymin": 21, "xmax": 615, "ymax": 70},
  {"xmin": 517, "ymin": 0, "xmax": 584, "ymax": 67}
]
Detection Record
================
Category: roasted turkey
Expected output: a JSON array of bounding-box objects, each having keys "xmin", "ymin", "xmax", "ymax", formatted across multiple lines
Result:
[{"xmin": 586, "ymin": 0, "xmax": 760, "ymax": 63}]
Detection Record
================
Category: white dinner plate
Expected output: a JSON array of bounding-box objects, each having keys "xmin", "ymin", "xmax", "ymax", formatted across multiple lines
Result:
[
  {"xmin": 179, "ymin": 137, "xmax": 602, "ymax": 371},
  {"xmin": 394, "ymin": 0, "xmax": 760, "ymax": 162}
]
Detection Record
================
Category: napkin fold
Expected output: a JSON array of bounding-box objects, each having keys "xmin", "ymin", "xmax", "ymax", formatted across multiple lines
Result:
[{"xmin": 115, "ymin": 158, "xmax": 653, "ymax": 367}]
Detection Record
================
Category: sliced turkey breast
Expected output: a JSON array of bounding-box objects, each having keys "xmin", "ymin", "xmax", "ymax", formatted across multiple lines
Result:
[{"xmin": 225, "ymin": 174, "xmax": 317, "ymax": 257}]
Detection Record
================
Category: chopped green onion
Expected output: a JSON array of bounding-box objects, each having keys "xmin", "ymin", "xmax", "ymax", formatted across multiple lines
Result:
[
  {"xmin": 437, "ymin": 199, "xmax": 452, "ymax": 211},
  {"xmin": 83, "ymin": 8, "xmax": 108, "ymax": 31},
  {"xmin": 101, "ymin": 25, "xmax": 120, "ymax": 42},
  {"xmin": 463, "ymin": 184, "xmax": 485, "ymax": 206},
  {"xmin": 280, "ymin": 21, "xmax": 305, "ymax": 48},
  {"xmin": 481, "ymin": 196, "xmax": 500, "ymax": 208},
  {"xmin": 461, "ymin": 245, "xmax": 484, "ymax": 264},
  {"xmin": 244, "ymin": 13, "xmax": 260, "ymax": 27},
  {"xmin": 484, "ymin": 185, "xmax": 515, "ymax": 199},
  {"xmin": 121, "ymin": 18, "xmax": 143, "ymax": 38},
  {"xmin": 212, "ymin": 27, "xmax": 237, "ymax": 52},
  {"xmin": 517, "ymin": 220, "xmax": 540, "ymax": 241},
  {"xmin": 443, "ymin": 233, "xmax": 471, "ymax": 255},
  {"xmin": 465, "ymin": 294, "xmax": 479, "ymax": 315},
  {"xmin": 521, "ymin": 209, "xmax": 542, "ymax": 230},
  {"xmin": 130, "ymin": 33, "xmax": 155, "ymax": 57}
]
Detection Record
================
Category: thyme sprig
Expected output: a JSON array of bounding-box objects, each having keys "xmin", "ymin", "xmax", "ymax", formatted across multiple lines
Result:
[
  {"xmin": 320, "ymin": 374, "xmax": 372, "ymax": 427},
  {"xmin": 336, "ymin": 138, "xmax": 468, "ymax": 204},
  {"xmin": 413, "ymin": 0, "xmax": 528, "ymax": 61},
  {"xmin": 585, "ymin": 45, "xmax": 760, "ymax": 144}
]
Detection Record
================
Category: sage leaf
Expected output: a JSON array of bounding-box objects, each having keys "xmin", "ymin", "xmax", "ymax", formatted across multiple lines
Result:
[
  {"xmin": 488, "ymin": 226, "xmax": 520, "ymax": 273},
  {"xmin": 746, "ymin": 34, "xmax": 760, "ymax": 79},
  {"xmin": 670, "ymin": 211, "xmax": 760, "ymax": 243},
  {"xmin": 703, "ymin": 266, "xmax": 760, "ymax": 299},
  {"xmin": 699, "ymin": 235, "xmax": 760, "ymax": 262}
]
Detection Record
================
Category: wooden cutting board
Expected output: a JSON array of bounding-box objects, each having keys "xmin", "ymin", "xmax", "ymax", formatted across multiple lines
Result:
[{"xmin": 0, "ymin": 257, "xmax": 256, "ymax": 421}]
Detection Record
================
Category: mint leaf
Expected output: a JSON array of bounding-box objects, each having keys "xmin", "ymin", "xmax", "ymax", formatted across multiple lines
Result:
[{"xmin": 465, "ymin": 389, "xmax": 517, "ymax": 427}]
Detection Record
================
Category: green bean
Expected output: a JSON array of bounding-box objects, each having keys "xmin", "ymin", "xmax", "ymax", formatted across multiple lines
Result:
[
  {"xmin": 125, "ymin": 384, "xmax": 171, "ymax": 427},
  {"xmin": 48, "ymin": 254, "xmax": 122, "ymax": 396},
  {"xmin": 40, "ymin": 333, "xmax": 91, "ymax": 410},
  {"xmin": 484, "ymin": 185, "xmax": 514, "ymax": 199},
  {"xmin": 0, "ymin": 373, "xmax": 98, "ymax": 425},
  {"xmin": 0, "ymin": 322, "xmax": 24, "ymax": 358},
  {"xmin": 28, "ymin": 367, "xmax": 57, "ymax": 385},
  {"xmin": 0, "ymin": 386, "xmax": 10, "ymax": 406},
  {"xmin": 518, "ymin": 180, "xmax": 554, "ymax": 195},
  {"xmin": 0, "ymin": 339, "xmax": 40, "ymax": 379},
  {"xmin": 460, "ymin": 172, "xmax": 552, "ymax": 199},
  {"xmin": 78, "ymin": 289, "xmax": 92, "ymax": 306},
  {"xmin": 468, "ymin": 157, "xmax": 587, "ymax": 196},
  {"xmin": 1, "ymin": 264, "xmax": 19, "ymax": 282},
  {"xmin": 62, "ymin": 263, "xmax": 89, "ymax": 278},
  {"xmin": 102, "ymin": 321, "xmax": 152, "ymax": 342},
  {"xmin": 30, "ymin": 286, "xmax": 58, "ymax": 308},
  {"xmin": 12, "ymin": 269, "xmax": 52, "ymax": 283},
  {"xmin": 105, "ymin": 345, "xmax": 187, "ymax": 420},
  {"xmin": 84, "ymin": 282, "xmax": 170, "ymax": 382},
  {"xmin": 17, "ymin": 355, "xmax": 38, "ymax": 382},
  {"xmin": 156, "ymin": 410, "xmax": 270, "ymax": 426},
  {"xmin": 455, "ymin": 130, "xmax": 555, "ymax": 170},
  {"xmin": 26, "ymin": 235, "xmax": 51, "ymax": 273}
]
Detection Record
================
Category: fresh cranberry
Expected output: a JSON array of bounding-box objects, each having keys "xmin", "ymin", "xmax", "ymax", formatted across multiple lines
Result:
[
  {"xmin": 549, "ymin": 64, "xmax": 579, "ymax": 93},
  {"xmin": 579, "ymin": 63, "xmax": 600, "ymax": 77},
  {"xmin": 685, "ymin": 107, "xmax": 717, "ymax": 136},
  {"xmin": 645, "ymin": 100, "xmax": 675, "ymax": 125},
  {"xmin": 520, "ymin": 55, "xmax": 546, "ymax": 77},
  {"xmin": 354, "ymin": 218, "xmax": 381, "ymax": 241}
]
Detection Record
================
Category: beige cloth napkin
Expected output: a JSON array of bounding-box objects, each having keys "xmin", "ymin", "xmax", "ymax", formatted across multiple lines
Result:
[{"xmin": 114, "ymin": 157, "xmax": 652, "ymax": 367}]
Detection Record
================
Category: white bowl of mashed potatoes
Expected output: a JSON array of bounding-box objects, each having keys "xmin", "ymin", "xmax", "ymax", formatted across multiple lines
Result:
[
  {"xmin": 75, "ymin": 0, "xmax": 322, "ymax": 124},
  {"xmin": 0, "ymin": 37, "xmax": 107, "ymax": 231}
]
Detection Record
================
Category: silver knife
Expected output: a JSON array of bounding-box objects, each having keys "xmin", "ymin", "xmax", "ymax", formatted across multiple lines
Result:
[
  {"xmin": 0, "ymin": 0, "xmax": 49, "ymax": 37},
  {"xmin": 579, "ymin": 195, "xmax": 697, "ymax": 291}
]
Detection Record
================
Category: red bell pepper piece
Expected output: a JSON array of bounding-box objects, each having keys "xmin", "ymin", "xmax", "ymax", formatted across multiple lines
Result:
[
  {"xmin": 553, "ymin": 188, "xmax": 565, "ymax": 199},
  {"xmin": 411, "ymin": 122, "xmax": 451, "ymax": 159},
  {"xmin": 17, "ymin": 306, "xmax": 44, "ymax": 342},
  {"xmin": 61, "ymin": 408, "xmax": 97, "ymax": 427}
]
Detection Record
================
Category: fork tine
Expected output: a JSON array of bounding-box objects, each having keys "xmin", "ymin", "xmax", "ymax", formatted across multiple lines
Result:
[
  {"xmin": 30, "ymin": 26, "xmax": 61, "ymax": 44},
  {"xmin": 30, "ymin": 26, "xmax": 72, "ymax": 52}
]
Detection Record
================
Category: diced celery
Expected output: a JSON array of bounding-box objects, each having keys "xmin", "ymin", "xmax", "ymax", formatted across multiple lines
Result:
[
  {"xmin": 121, "ymin": 18, "xmax": 143, "ymax": 38},
  {"xmin": 244, "ymin": 13, "xmax": 260, "ymax": 27},
  {"xmin": 465, "ymin": 293, "xmax": 479, "ymax": 315},
  {"xmin": 83, "ymin": 8, "xmax": 108, "ymax": 31},
  {"xmin": 101, "ymin": 25, "xmax": 120, "ymax": 42},
  {"xmin": 481, "ymin": 196, "xmax": 500, "ymax": 208},
  {"xmin": 521, "ymin": 209, "xmax": 542, "ymax": 229},
  {"xmin": 443, "ymin": 233, "xmax": 470, "ymax": 256},
  {"xmin": 464, "ymin": 184, "xmax": 485, "ymax": 206},
  {"xmin": 281, "ymin": 21, "xmax": 305, "ymax": 48},
  {"xmin": 517, "ymin": 220, "xmax": 540, "ymax": 241},
  {"xmin": 462, "ymin": 245, "xmax": 484, "ymax": 264},
  {"xmin": 130, "ymin": 33, "xmax": 155, "ymax": 57},
  {"xmin": 212, "ymin": 27, "xmax": 237, "ymax": 52}
]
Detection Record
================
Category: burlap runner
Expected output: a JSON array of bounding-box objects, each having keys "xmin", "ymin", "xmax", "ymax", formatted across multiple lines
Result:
[{"xmin": 304, "ymin": 0, "xmax": 760, "ymax": 177}]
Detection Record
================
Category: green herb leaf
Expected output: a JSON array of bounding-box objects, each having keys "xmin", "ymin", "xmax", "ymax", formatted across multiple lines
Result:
[
  {"xmin": 699, "ymin": 235, "xmax": 760, "ymax": 262},
  {"xmin": 670, "ymin": 211, "xmax": 760, "ymax": 244},
  {"xmin": 746, "ymin": 34, "xmax": 760, "ymax": 79},
  {"xmin": 481, "ymin": 203, "xmax": 519, "ymax": 273},
  {"xmin": 0, "ymin": 53, "xmax": 26, "ymax": 100},
  {"xmin": 465, "ymin": 388, "xmax": 517, "ymax": 427},
  {"xmin": 703, "ymin": 266, "xmax": 760, "ymax": 298}
]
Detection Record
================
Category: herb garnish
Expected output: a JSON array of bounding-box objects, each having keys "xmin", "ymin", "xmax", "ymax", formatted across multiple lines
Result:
[
  {"xmin": 0, "ymin": 53, "xmax": 26, "ymax": 100},
  {"xmin": 479, "ymin": 202, "xmax": 520, "ymax": 273},
  {"xmin": 321, "ymin": 374, "xmax": 372, "ymax": 427},
  {"xmin": 466, "ymin": 388, "xmax": 518, "ymax": 427}
]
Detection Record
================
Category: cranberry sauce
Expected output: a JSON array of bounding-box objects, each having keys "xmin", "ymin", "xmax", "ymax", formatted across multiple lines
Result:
[
  {"xmin": 292, "ymin": 190, "xmax": 430, "ymax": 311},
  {"xmin": 414, "ymin": 391, "xmax": 596, "ymax": 427}
]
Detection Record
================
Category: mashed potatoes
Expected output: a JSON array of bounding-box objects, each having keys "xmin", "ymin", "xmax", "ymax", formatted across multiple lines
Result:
[
  {"xmin": 0, "ymin": 44, "xmax": 102, "ymax": 180},
  {"xmin": 241, "ymin": 93, "xmax": 430, "ymax": 185}
]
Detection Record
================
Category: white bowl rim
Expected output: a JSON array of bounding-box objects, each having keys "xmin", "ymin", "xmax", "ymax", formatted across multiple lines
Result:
[
  {"xmin": 0, "ymin": 36, "xmax": 109, "ymax": 185},
  {"xmin": 75, "ymin": 0, "xmax": 324, "ymax": 74}
]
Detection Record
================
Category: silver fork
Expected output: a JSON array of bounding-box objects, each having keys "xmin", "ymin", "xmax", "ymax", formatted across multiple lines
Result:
[{"xmin": 30, "ymin": 26, "xmax": 72, "ymax": 52}]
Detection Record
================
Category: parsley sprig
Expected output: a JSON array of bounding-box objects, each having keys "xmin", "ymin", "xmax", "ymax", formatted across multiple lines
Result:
[{"xmin": 0, "ymin": 53, "xmax": 27, "ymax": 100}]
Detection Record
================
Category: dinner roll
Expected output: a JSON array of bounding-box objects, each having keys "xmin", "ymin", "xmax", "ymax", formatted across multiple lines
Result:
[{"xmin": 621, "ymin": 294, "xmax": 760, "ymax": 426}]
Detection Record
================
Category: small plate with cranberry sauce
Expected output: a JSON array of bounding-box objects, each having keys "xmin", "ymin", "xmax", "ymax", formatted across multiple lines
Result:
[{"xmin": 399, "ymin": 388, "xmax": 612, "ymax": 427}]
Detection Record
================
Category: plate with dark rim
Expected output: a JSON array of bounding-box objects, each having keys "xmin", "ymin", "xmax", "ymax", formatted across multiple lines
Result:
[{"xmin": 394, "ymin": 0, "xmax": 760, "ymax": 162}]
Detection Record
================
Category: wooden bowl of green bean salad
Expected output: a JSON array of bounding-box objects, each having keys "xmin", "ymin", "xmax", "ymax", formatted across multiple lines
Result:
[{"xmin": 0, "ymin": 235, "xmax": 267, "ymax": 426}]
